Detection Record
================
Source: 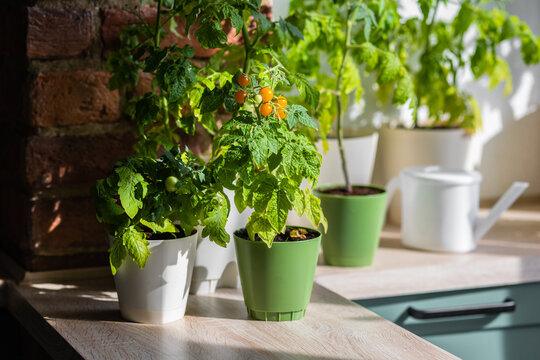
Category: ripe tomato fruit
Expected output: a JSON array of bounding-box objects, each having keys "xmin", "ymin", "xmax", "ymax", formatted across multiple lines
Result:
[
  {"xmin": 238, "ymin": 74, "xmax": 250, "ymax": 87},
  {"xmin": 260, "ymin": 103, "xmax": 273, "ymax": 116},
  {"xmin": 235, "ymin": 90, "xmax": 247, "ymax": 104},
  {"xmin": 259, "ymin": 87, "xmax": 273, "ymax": 102},
  {"xmin": 275, "ymin": 96, "xmax": 287, "ymax": 108},
  {"xmin": 165, "ymin": 176, "xmax": 178, "ymax": 192},
  {"xmin": 277, "ymin": 108, "xmax": 287, "ymax": 119}
]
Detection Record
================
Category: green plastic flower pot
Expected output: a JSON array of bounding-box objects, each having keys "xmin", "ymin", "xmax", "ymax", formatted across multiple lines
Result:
[
  {"xmin": 315, "ymin": 185, "xmax": 387, "ymax": 267},
  {"xmin": 233, "ymin": 227, "xmax": 321, "ymax": 322}
]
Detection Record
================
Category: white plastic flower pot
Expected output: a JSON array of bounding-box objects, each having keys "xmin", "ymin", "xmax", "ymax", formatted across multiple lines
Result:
[
  {"xmin": 190, "ymin": 188, "xmax": 251, "ymax": 294},
  {"xmin": 113, "ymin": 231, "xmax": 198, "ymax": 324},
  {"xmin": 190, "ymin": 235, "xmax": 239, "ymax": 294}
]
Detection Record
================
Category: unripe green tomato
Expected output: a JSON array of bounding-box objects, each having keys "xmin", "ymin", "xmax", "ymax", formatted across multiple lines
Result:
[
  {"xmin": 244, "ymin": 103, "xmax": 255, "ymax": 112},
  {"xmin": 165, "ymin": 176, "xmax": 178, "ymax": 192},
  {"xmin": 254, "ymin": 94, "xmax": 263, "ymax": 104}
]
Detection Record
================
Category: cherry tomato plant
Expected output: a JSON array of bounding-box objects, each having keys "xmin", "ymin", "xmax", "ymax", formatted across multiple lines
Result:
[
  {"xmin": 92, "ymin": 147, "xmax": 230, "ymax": 274},
  {"xmin": 210, "ymin": 64, "xmax": 327, "ymax": 247},
  {"xmin": 106, "ymin": 0, "xmax": 287, "ymax": 157}
]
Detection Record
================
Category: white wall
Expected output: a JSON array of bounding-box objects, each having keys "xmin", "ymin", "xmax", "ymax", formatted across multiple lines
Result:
[
  {"xmin": 274, "ymin": 0, "xmax": 540, "ymax": 198},
  {"xmin": 471, "ymin": 0, "xmax": 540, "ymax": 198}
]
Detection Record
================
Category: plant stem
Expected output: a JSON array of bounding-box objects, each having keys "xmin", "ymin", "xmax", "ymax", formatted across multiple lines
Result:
[
  {"xmin": 335, "ymin": 1, "xmax": 355, "ymax": 193},
  {"xmin": 242, "ymin": 24, "xmax": 251, "ymax": 74},
  {"xmin": 154, "ymin": 0, "xmax": 163, "ymax": 48},
  {"xmin": 414, "ymin": 0, "xmax": 441, "ymax": 127}
]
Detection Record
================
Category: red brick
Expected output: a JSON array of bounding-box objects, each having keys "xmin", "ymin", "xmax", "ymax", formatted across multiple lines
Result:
[
  {"xmin": 30, "ymin": 71, "xmax": 120, "ymax": 127},
  {"xmin": 0, "ymin": 187, "xmax": 110, "ymax": 272},
  {"xmin": 27, "ymin": 8, "xmax": 93, "ymax": 59},
  {"xmin": 25, "ymin": 132, "xmax": 136, "ymax": 189},
  {"xmin": 101, "ymin": 8, "xmax": 240, "ymax": 58},
  {"xmin": 30, "ymin": 196, "xmax": 108, "ymax": 254}
]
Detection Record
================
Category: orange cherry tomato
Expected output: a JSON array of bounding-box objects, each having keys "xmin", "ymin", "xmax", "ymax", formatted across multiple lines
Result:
[
  {"xmin": 259, "ymin": 87, "xmax": 274, "ymax": 103},
  {"xmin": 235, "ymin": 90, "xmax": 247, "ymax": 104},
  {"xmin": 274, "ymin": 96, "xmax": 287, "ymax": 108},
  {"xmin": 260, "ymin": 103, "xmax": 273, "ymax": 116},
  {"xmin": 238, "ymin": 74, "xmax": 250, "ymax": 87},
  {"xmin": 277, "ymin": 108, "xmax": 286, "ymax": 119}
]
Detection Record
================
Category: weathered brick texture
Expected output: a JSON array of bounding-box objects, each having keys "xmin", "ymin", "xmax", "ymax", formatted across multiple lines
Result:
[
  {"xmin": 30, "ymin": 196, "xmax": 108, "ymax": 254},
  {"xmin": 30, "ymin": 71, "xmax": 120, "ymax": 127},
  {"xmin": 25, "ymin": 132, "xmax": 136, "ymax": 189},
  {"xmin": 0, "ymin": 1, "xmax": 272, "ymax": 272},
  {"xmin": 27, "ymin": 8, "xmax": 94, "ymax": 59}
]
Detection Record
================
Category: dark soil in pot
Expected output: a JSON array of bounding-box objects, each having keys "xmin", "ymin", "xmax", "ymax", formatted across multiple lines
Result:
[
  {"xmin": 144, "ymin": 228, "xmax": 197, "ymax": 240},
  {"xmin": 235, "ymin": 227, "xmax": 320, "ymax": 242},
  {"xmin": 318, "ymin": 185, "xmax": 384, "ymax": 196}
]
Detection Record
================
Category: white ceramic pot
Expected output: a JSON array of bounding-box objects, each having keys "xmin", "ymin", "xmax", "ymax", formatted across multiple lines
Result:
[
  {"xmin": 190, "ymin": 188, "xmax": 251, "ymax": 294},
  {"xmin": 317, "ymin": 132, "xmax": 379, "ymax": 186},
  {"xmin": 386, "ymin": 166, "xmax": 528, "ymax": 253},
  {"xmin": 373, "ymin": 127, "xmax": 482, "ymax": 224},
  {"xmin": 113, "ymin": 231, "xmax": 198, "ymax": 324}
]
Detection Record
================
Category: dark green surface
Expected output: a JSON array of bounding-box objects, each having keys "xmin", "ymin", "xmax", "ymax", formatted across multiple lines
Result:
[
  {"xmin": 355, "ymin": 282, "xmax": 540, "ymax": 360},
  {"xmin": 233, "ymin": 227, "xmax": 321, "ymax": 322},
  {"xmin": 315, "ymin": 185, "xmax": 386, "ymax": 267}
]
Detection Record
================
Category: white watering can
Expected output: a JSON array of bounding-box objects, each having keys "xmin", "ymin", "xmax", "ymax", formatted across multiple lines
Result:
[{"xmin": 385, "ymin": 166, "xmax": 529, "ymax": 253}]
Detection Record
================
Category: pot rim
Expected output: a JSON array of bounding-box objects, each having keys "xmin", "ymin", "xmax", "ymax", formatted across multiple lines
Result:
[
  {"xmin": 314, "ymin": 184, "xmax": 386, "ymax": 199},
  {"xmin": 379, "ymin": 126, "xmax": 470, "ymax": 134},
  {"xmin": 233, "ymin": 225, "xmax": 321, "ymax": 245}
]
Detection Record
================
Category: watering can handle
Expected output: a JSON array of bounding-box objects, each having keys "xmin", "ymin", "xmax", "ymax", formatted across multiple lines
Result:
[
  {"xmin": 385, "ymin": 176, "xmax": 401, "ymax": 210},
  {"xmin": 474, "ymin": 181, "xmax": 529, "ymax": 241}
]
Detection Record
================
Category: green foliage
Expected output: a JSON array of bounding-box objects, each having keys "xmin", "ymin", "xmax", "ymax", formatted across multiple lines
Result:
[
  {"xmin": 210, "ymin": 67, "xmax": 326, "ymax": 247},
  {"xmin": 107, "ymin": 0, "xmax": 320, "ymax": 158},
  {"xmin": 286, "ymin": 0, "xmax": 415, "ymax": 190},
  {"xmin": 404, "ymin": 0, "xmax": 539, "ymax": 129},
  {"xmin": 100, "ymin": 0, "xmax": 326, "ymax": 261},
  {"xmin": 92, "ymin": 147, "xmax": 229, "ymax": 274},
  {"xmin": 287, "ymin": 0, "xmax": 540, "ymax": 134}
]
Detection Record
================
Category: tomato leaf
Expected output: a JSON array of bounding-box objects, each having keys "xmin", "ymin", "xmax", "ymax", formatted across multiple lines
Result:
[{"xmin": 116, "ymin": 166, "xmax": 147, "ymax": 219}]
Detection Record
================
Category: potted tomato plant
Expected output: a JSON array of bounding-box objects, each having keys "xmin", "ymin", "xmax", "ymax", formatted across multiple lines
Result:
[
  {"xmin": 92, "ymin": 147, "xmax": 229, "ymax": 323},
  {"xmin": 284, "ymin": 0, "xmax": 415, "ymax": 266},
  {"xmin": 105, "ymin": 0, "xmax": 275, "ymax": 294},
  {"xmin": 368, "ymin": 0, "xmax": 540, "ymax": 223},
  {"xmin": 209, "ymin": 62, "xmax": 327, "ymax": 321}
]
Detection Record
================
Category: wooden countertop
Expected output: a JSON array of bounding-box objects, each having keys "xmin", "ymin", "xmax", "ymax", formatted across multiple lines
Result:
[
  {"xmin": 315, "ymin": 199, "xmax": 540, "ymax": 300},
  {"xmin": 3, "ymin": 277, "xmax": 456, "ymax": 360},
  {"xmin": 4, "ymin": 200, "xmax": 538, "ymax": 359}
]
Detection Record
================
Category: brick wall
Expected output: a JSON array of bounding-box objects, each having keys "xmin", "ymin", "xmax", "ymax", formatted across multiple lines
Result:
[{"xmin": 0, "ymin": 0, "xmax": 272, "ymax": 271}]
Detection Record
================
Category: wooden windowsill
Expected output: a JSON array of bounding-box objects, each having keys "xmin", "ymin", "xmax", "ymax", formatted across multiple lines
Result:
[{"xmin": 1, "ymin": 277, "xmax": 456, "ymax": 359}]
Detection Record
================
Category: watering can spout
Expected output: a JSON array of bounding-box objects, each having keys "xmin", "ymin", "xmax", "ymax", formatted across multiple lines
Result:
[{"xmin": 474, "ymin": 182, "xmax": 529, "ymax": 241}]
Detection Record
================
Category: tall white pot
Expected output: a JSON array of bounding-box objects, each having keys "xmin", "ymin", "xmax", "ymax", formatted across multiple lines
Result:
[
  {"xmin": 113, "ymin": 231, "xmax": 197, "ymax": 324},
  {"xmin": 373, "ymin": 127, "xmax": 482, "ymax": 224},
  {"xmin": 190, "ymin": 189, "xmax": 252, "ymax": 294},
  {"xmin": 288, "ymin": 133, "xmax": 379, "ymax": 227},
  {"xmin": 317, "ymin": 133, "xmax": 379, "ymax": 186}
]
